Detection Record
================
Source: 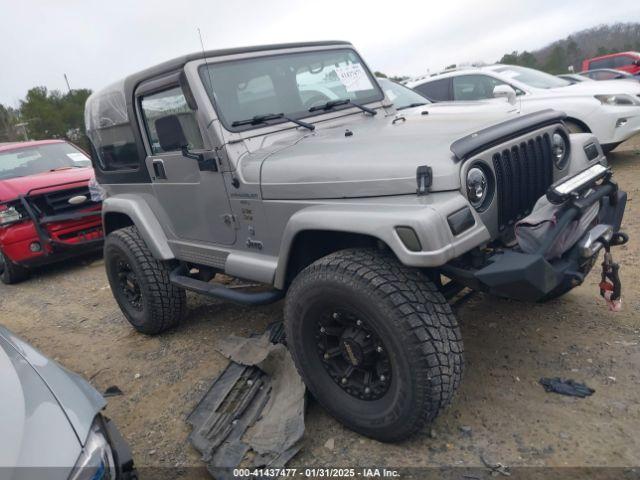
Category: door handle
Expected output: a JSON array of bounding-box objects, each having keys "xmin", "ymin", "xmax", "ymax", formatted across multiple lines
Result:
[{"xmin": 152, "ymin": 159, "xmax": 167, "ymax": 179}]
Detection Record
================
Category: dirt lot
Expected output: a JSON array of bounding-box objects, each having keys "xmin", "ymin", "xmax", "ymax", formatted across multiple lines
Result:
[{"xmin": 1, "ymin": 137, "xmax": 640, "ymax": 478}]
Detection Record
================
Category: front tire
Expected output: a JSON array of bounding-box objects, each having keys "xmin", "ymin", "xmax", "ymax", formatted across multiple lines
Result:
[
  {"xmin": 104, "ymin": 226, "xmax": 186, "ymax": 334},
  {"xmin": 0, "ymin": 249, "xmax": 29, "ymax": 285},
  {"xmin": 284, "ymin": 248, "xmax": 463, "ymax": 442}
]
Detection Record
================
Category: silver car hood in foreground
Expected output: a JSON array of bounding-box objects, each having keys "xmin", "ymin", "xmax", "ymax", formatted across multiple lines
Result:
[
  {"xmin": 0, "ymin": 326, "xmax": 105, "ymax": 470},
  {"xmin": 246, "ymin": 113, "xmax": 508, "ymax": 200}
]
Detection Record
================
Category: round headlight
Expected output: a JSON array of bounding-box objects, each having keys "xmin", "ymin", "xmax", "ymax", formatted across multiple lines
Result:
[
  {"xmin": 466, "ymin": 167, "xmax": 488, "ymax": 209},
  {"xmin": 552, "ymin": 132, "xmax": 569, "ymax": 168}
]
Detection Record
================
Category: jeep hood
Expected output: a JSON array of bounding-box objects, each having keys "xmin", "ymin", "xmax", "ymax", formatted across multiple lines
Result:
[
  {"xmin": 251, "ymin": 114, "xmax": 503, "ymax": 200},
  {"xmin": 0, "ymin": 167, "xmax": 94, "ymax": 203},
  {"xmin": 0, "ymin": 326, "xmax": 105, "ymax": 469}
]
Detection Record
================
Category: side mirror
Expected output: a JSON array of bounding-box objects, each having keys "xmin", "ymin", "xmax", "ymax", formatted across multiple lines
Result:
[
  {"xmin": 154, "ymin": 114, "xmax": 217, "ymax": 172},
  {"xmin": 155, "ymin": 115, "xmax": 189, "ymax": 152},
  {"xmin": 493, "ymin": 84, "xmax": 517, "ymax": 105},
  {"xmin": 634, "ymin": 59, "xmax": 640, "ymax": 66}
]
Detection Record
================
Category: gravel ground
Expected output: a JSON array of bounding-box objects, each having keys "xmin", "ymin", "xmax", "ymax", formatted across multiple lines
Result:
[{"xmin": 1, "ymin": 136, "xmax": 639, "ymax": 478}]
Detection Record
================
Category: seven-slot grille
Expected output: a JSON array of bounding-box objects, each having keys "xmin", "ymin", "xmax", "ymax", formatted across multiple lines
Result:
[
  {"xmin": 31, "ymin": 186, "xmax": 99, "ymax": 216},
  {"xmin": 492, "ymin": 133, "xmax": 554, "ymax": 231}
]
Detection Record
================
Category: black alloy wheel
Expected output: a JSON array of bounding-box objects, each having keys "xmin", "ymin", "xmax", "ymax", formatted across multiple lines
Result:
[{"xmin": 316, "ymin": 308, "xmax": 391, "ymax": 401}]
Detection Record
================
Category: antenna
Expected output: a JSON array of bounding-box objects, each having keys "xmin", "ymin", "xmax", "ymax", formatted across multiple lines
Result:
[
  {"xmin": 63, "ymin": 73, "xmax": 72, "ymax": 93},
  {"xmin": 198, "ymin": 28, "xmax": 214, "ymax": 94}
]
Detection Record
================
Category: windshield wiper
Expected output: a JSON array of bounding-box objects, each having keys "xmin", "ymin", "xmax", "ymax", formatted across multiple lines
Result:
[
  {"xmin": 308, "ymin": 99, "xmax": 377, "ymax": 115},
  {"xmin": 231, "ymin": 113, "xmax": 314, "ymax": 131},
  {"xmin": 397, "ymin": 102, "xmax": 428, "ymax": 111}
]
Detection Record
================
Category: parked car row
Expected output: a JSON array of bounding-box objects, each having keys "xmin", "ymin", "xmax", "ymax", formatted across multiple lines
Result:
[{"xmin": 406, "ymin": 64, "xmax": 640, "ymax": 152}]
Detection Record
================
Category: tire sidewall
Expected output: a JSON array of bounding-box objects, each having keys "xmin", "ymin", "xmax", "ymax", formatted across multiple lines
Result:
[
  {"xmin": 104, "ymin": 235, "xmax": 150, "ymax": 329},
  {"xmin": 0, "ymin": 249, "xmax": 27, "ymax": 285}
]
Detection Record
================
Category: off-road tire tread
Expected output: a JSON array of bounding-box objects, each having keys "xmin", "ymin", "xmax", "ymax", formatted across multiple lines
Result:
[
  {"xmin": 285, "ymin": 248, "xmax": 463, "ymax": 441},
  {"xmin": 106, "ymin": 226, "xmax": 186, "ymax": 334}
]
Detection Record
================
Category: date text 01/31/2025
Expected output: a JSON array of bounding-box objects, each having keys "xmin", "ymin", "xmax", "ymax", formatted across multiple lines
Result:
[{"xmin": 232, "ymin": 468, "xmax": 400, "ymax": 478}]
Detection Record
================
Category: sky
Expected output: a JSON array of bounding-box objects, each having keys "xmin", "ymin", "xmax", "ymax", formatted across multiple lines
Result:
[{"xmin": 1, "ymin": 0, "xmax": 640, "ymax": 107}]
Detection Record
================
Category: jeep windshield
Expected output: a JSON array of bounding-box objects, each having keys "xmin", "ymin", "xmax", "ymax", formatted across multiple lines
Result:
[
  {"xmin": 0, "ymin": 142, "xmax": 91, "ymax": 180},
  {"xmin": 199, "ymin": 48, "xmax": 384, "ymax": 132}
]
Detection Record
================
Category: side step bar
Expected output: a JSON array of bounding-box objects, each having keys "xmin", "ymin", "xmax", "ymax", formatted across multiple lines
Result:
[{"xmin": 170, "ymin": 266, "xmax": 284, "ymax": 306}]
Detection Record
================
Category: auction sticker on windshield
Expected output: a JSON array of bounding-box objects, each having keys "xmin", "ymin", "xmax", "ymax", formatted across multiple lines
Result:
[
  {"xmin": 67, "ymin": 152, "xmax": 90, "ymax": 163},
  {"xmin": 335, "ymin": 64, "xmax": 374, "ymax": 92}
]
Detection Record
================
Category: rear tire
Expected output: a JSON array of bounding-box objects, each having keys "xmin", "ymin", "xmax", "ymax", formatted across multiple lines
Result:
[
  {"xmin": 104, "ymin": 226, "xmax": 186, "ymax": 334},
  {"xmin": 284, "ymin": 248, "xmax": 463, "ymax": 442},
  {"xmin": 0, "ymin": 250, "xmax": 29, "ymax": 285}
]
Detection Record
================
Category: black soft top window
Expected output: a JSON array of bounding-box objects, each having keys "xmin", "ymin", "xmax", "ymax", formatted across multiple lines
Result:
[{"xmin": 85, "ymin": 82, "xmax": 140, "ymax": 172}]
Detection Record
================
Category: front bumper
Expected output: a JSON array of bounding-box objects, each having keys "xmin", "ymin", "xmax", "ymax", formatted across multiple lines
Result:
[
  {"xmin": 0, "ymin": 187, "xmax": 103, "ymax": 267},
  {"xmin": 442, "ymin": 173, "xmax": 628, "ymax": 301}
]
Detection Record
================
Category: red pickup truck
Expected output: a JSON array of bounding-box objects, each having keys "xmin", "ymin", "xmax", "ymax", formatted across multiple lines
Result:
[
  {"xmin": 582, "ymin": 51, "xmax": 640, "ymax": 75},
  {"xmin": 0, "ymin": 140, "xmax": 104, "ymax": 284}
]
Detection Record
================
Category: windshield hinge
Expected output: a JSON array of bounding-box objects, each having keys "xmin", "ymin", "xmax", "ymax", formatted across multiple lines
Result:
[{"xmin": 416, "ymin": 166, "xmax": 432, "ymax": 196}]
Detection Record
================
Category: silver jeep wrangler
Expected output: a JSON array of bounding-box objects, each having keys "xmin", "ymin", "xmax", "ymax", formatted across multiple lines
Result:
[{"xmin": 85, "ymin": 41, "xmax": 628, "ymax": 442}]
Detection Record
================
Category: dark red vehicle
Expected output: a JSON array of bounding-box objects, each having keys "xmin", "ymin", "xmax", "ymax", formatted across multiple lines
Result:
[
  {"xmin": 0, "ymin": 140, "xmax": 103, "ymax": 284},
  {"xmin": 581, "ymin": 51, "xmax": 640, "ymax": 75}
]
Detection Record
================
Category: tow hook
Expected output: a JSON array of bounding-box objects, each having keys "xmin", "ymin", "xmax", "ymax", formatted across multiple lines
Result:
[{"xmin": 598, "ymin": 232, "xmax": 628, "ymax": 312}]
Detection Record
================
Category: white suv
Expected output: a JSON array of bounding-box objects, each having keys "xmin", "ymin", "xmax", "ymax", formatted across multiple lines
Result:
[{"xmin": 407, "ymin": 65, "xmax": 640, "ymax": 152}]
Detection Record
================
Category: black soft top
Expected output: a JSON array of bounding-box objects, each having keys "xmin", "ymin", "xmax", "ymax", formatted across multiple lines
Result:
[{"xmin": 85, "ymin": 41, "xmax": 352, "ymax": 184}]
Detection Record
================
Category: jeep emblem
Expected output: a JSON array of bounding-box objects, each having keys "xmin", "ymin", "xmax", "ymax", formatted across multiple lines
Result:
[{"xmin": 68, "ymin": 195, "xmax": 87, "ymax": 205}]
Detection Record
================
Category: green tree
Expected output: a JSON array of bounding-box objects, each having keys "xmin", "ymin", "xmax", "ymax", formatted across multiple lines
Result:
[
  {"xmin": 499, "ymin": 51, "xmax": 520, "ymax": 65},
  {"xmin": 518, "ymin": 51, "xmax": 538, "ymax": 68},
  {"xmin": 0, "ymin": 104, "xmax": 20, "ymax": 142},
  {"xmin": 374, "ymin": 71, "xmax": 387, "ymax": 78},
  {"xmin": 565, "ymin": 39, "xmax": 581, "ymax": 70},
  {"xmin": 19, "ymin": 87, "xmax": 92, "ymax": 148},
  {"xmin": 544, "ymin": 45, "xmax": 568, "ymax": 73}
]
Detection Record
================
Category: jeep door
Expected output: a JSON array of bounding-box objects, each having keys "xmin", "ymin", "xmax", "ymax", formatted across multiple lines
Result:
[{"xmin": 136, "ymin": 74, "xmax": 236, "ymax": 245}]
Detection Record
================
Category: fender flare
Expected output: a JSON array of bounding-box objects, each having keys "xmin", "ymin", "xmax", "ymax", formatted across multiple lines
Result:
[
  {"xmin": 272, "ymin": 198, "xmax": 489, "ymax": 289},
  {"xmin": 102, "ymin": 196, "xmax": 174, "ymax": 260}
]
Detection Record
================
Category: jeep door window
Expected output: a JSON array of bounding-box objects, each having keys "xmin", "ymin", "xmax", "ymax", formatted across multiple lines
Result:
[
  {"xmin": 493, "ymin": 65, "xmax": 570, "ymax": 89},
  {"xmin": 140, "ymin": 86, "xmax": 204, "ymax": 154},
  {"xmin": 199, "ymin": 49, "xmax": 383, "ymax": 131},
  {"xmin": 0, "ymin": 143, "xmax": 91, "ymax": 180},
  {"xmin": 413, "ymin": 78, "xmax": 451, "ymax": 102}
]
